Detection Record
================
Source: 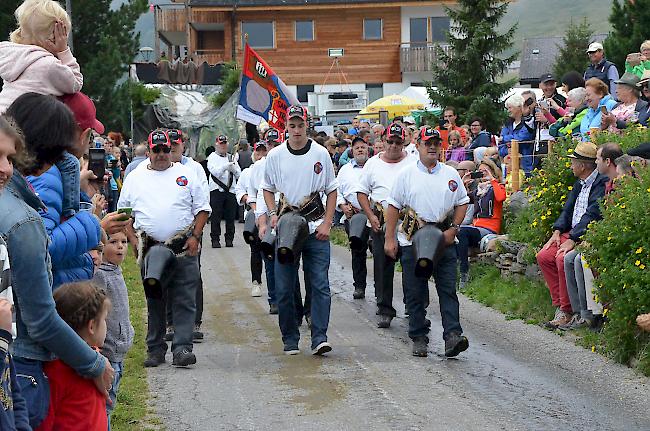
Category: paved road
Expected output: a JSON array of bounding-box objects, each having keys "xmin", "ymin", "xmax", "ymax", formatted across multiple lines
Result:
[{"xmin": 147, "ymin": 226, "xmax": 650, "ymax": 431}]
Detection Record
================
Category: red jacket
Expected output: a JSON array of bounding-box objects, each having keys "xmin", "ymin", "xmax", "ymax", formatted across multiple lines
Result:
[{"xmin": 36, "ymin": 359, "xmax": 107, "ymax": 431}]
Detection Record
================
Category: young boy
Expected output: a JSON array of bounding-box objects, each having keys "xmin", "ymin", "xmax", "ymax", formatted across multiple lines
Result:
[{"xmin": 91, "ymin": 230, "xmax": 134, "ymax": 425}]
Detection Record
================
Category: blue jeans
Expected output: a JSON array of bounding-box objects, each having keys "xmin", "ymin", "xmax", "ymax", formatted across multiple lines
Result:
[
  {"xmin": 145, "ymin": 255, "xmax": 199, "ymax": 355},
  {"xmin": 55, "ymin": 151, "xmax": 80, "ymax": 218},
  {"xmin": 13, "ymin": 357, "xmax": 50, "ymax": 429},
  {"xmin": 106, "ymin": 360, "xmax": 123, "ymax": 430},
  {"xmin": 401, "ymin": 245, "xmax": 462, "ymax": 341},
  {"xmin": 274, "ymin": 234, "xmax": 331, "ymax": 350},
  {"xmin": 456, "ymin": 226, "xmax": 494, "ymax": 274}
]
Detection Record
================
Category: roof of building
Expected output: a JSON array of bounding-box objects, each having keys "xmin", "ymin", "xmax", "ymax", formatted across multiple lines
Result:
[
  {"xmin": 189, "ymin": 0, "xmax": 433, "ymax": 6},
  {"xmin": 519, "ymin": 33, "xmax": 607, "ymax": 85}
]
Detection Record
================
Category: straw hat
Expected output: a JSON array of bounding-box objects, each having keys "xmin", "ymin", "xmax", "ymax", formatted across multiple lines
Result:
[{"xmin": 567, "ymin": 142, "xmax": 597, "ymax": 161}]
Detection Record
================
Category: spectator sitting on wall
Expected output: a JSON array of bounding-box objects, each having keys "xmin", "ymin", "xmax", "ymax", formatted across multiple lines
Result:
[{"xmin": 580, "ymin": 78, "xmax": 618, "ymax": 141}]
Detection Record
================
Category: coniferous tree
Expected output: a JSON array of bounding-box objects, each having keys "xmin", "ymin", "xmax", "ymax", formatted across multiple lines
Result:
[
  {"xmin": 427, "ymin": 0, "xmax": 517, "ymax": 133},
  {"xmin": 604, "ymin": 0, "xmax": 650, "ymax": 70},
  {"xmin": 553, "ymin": 18, "xmax": 593, "ymax": 81}
]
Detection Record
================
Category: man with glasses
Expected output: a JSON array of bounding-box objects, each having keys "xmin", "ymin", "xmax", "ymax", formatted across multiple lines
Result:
[
  {"xmin": 207, "ymin": 135, "xmax": 241, "ymax": 248},
  {"xmin": 119, "ymin": 130, "xmax": 211, "ymax": 368},
  {"xmin": 384, "ymin": 127, "xmax": 470, "ymax": 358},
  {"xmin": 357, "ymin": 122, "xmax": 417, "ymax": 329}
]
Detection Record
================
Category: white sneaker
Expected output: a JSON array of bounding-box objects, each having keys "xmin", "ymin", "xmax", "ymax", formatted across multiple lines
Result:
[{"xmin": 251, "ymin": 281, "xmax": 262, "ymax": 297}]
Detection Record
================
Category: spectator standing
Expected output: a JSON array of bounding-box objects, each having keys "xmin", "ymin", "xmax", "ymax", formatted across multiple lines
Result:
[
  {"xmin": 445, "ymin": 130, "xmax": 466, "ymax": 162},
  {"xmin": 465, "ymin": 117, "xmax": 492, "ymax": 162},
  {"xmin": 580, "ymin": 78, "xmax": 618, "ymax": 140},
  {"xmin": 123, "ymin": 143, "xmax": 148, "ymax": 179},
  {"xmin": 584, "ymin": 42, "xmax": 620, "ymax": 96},
  {"xmin": 561, "ymin": 71, "xmax": 586, "ymax": 94},
  {"xmin": 624, "ymin": 40, "xmax": 650, "ymax": 78},
  {"xmin": 237, "ymin": 138, "xmax": 253, "ymax": 170},
  {"xmin": 207, "ymin": 135, "xmax": 241, "ymax": 248},
  {"xmin": 435, "ymin": 106, "xmax": 467, "ymax": 152},
  {"xmin": 499, "ymin": 94, "xmax": 536, "ymax": 176},
  {"xmin": 538, "ymin": 74, "xmax": 567, "ymax": 120},
  {"xmin": 536, "ymin": 142, "xmax": 607, "ymax": 328}
]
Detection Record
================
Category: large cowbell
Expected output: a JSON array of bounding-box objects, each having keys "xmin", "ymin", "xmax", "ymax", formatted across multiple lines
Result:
[
  {"xmin": 412, "ymin": 225, "xmax": 445, "ymax": 279},
  {"xmin": 142, "ymin": 245, "xmax": 176, "ymax": 299},
  {"xmin": 260, "ymin": 226, "xmax": 276, "ymax": 260},
  {"xmin": 276, "ymin": 212, "xmax": 309, "ymax": 265},
  {"xmin": 348, "ymin": 212, "xmax": 369, "ymax": 251},
  {"xmin": 242, "ymin": 210, "xmax": 258, "ymax": 245}
]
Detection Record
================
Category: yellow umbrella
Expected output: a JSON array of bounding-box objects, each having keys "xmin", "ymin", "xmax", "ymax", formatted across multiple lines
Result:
[{"xmin": 358, "ymin": 94, "xmax": 425, "ymax": 119}]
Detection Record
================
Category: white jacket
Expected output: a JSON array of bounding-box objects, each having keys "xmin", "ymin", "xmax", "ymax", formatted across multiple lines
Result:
[{"xmin": 0, "ymin": 42, "xmax": 83, "ymax": 113}]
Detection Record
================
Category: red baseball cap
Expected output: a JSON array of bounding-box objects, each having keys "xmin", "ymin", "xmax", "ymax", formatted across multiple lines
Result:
[
  {"xmin": 419, "ymin": 126, "xmax": 442, "ymax": 142},
  {"xmin": 148, "ymin": 130, "xmax": 171, "ymax": 148},
  {"xmin": 59, "ymin": 92, "xmax": 105, "ymax": 134},
  {"xmin": 287, "ymin": 105, "xmax": 308, "ymax": 122},
  {"xmin": 387, "ymin": 122, "xmax": 406, "ymax": 141}
]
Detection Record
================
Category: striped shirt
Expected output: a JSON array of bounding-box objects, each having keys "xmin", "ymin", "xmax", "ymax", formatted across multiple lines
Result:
[{"xmin": 571, "ymin": 169, "xmax": 598, "ymax": 228}]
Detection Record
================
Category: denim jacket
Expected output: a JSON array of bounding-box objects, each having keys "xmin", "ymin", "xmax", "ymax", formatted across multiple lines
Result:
[{"xmin": 0, "ymin": 173, "xmax": 105, "ymax": 378}]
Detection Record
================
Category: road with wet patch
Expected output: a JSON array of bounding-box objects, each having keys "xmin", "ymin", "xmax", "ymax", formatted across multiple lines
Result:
[{"xmin": 147, "ymin": 226, "xmax": 650, "ymax": 431}]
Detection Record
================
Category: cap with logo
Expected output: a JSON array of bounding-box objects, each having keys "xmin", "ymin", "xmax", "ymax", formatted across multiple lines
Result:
[
  {"xmin": 166, "ymin": 129, "xmax": 183, "ymax": 144},
  {"xmin": 254, "ymin": 141, "xmax": 267, "ymax": 150},
  {"xmin": 148, "ymin": 130, "xmax": 171, "ymax": 148},
  {"xmin": 216, "ymin": 135, "xmax": 228, "ymax": 144},
  {"xmin": 287, "ymin": 105, "xmax": 308, "ymax": 122},
  {"xmin": 539, "ymin": 73, "xmax": 556, "ymax": 83},
  {"xmin": 266, "ymin": 128, "xmax": 281, "ymax": 143},
  {"xmin": 567, "ymin": 142, "xmax": 597, "ymax": 161},
  {"xmin": 58, "ymin": 92, "xmax": 105, "ymax": 135},
  {"xmin": 387, "ymin": 122, "xmax": 406, "ymax": 141},
  {"xmin": 419, "ymin": 126, "xmax": 442, "ymax": 142},
  {"xmin": 586, "ymin": 42, "xmax": 604, "ymax": 53}
]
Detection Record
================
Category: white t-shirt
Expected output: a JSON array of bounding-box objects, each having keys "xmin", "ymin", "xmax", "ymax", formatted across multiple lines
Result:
[
  {"xmin": 261, "ymin": 140, "xmax": 338, "ymax": 232},
  {"xmin": 336, "ymin": 159, "xmax": 364, "ymax": 211},
  {"xmin": 118, "ymin": 162, "xmax": 212, "ymax": 242},
  {"xmin": 207, "ymin": 151, "xmax": 241, "ymax": 193},
  {"xmin": 181, "ymin": 156, "xmax": 209, "ymax": 202},
  {"xmin": 405, "ymin": 143, "xmax": 418, "ymax": 156},
  {"xmin": 235, "ymin": 167, "xmax": 252, "ymax": 205},
  {"xmin": 356, "ymin": 152, "xmax": 417, "ymax": 206},
  {"xmin": 246, "ymin": 156, "xmax": 266, "ymax": 204},
  {"xmin": 388, "ymin": 161, "xmax": 470, "ymax": 246}
]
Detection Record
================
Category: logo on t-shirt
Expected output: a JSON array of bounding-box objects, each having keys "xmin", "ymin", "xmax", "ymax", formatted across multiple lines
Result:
[
  {"xmin": 448, "ymin": 179, "xmax": 458, "ymax": 192},
  {"xmin": 176, "ymin": 176, "xmax": 189, "ymax": 186},
  {"xmin": 313, "ymin": 162, "xmax": 323, "ymax": 174}
]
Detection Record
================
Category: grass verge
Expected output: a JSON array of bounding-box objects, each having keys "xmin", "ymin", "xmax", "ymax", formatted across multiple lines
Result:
[
  {"xmin": 111, "ymin": 250, "xmax": 162, "ymax": 430},
  {"xmin": 330, "ymin": 226, "xmax": 349, "ymax": 248}
]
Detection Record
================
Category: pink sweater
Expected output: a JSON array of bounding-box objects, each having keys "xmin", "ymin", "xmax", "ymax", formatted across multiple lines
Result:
[{"xmin": 0, "ymin": 42, "xmax": 83, "ymax": 113}]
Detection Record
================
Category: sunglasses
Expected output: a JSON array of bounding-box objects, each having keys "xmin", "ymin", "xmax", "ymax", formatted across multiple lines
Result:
[{"xmin": 151, "ymin": 145, "xmax": 171, "ymax": 154}]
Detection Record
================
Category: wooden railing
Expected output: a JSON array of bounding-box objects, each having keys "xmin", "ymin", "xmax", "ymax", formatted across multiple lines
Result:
[
  {"xmin": 400, "ymin": 43, "xmax": 451, "ymax": 73},
  {"xmin": 155, "ymin": 5, "xmax": 187, "ymax": 33},
  {"xmin": 194, "ymin": 49, "xmax": 227, "ymax": 65}
]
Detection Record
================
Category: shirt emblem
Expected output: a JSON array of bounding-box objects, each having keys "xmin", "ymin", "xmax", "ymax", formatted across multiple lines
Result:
[
  {"xmin": 313, "ymin": 162, "xmax": 323, "ymax": 174},
  {"xmin": 448, "ymin": 179, "xmax": 458, "ymax": 192},
  {"xmin": 176, "ymin": 176, "xmax": 189, "ymax": 186}
]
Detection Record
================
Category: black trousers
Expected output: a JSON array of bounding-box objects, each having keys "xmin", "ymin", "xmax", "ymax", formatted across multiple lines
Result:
[
  {"xmin": 167, "ymin": 240, "xmax": 204, "ymax": 326},
  {"xmin": 210, "ymin": 189, "xmax": 237, "ymax": 243},
  {"xmin": 249, "ymin": 237, "xmax": 263, "ymax": 283},
  {"xmin": 371, "ymin": 229, "xmax": 398, "ymax": 317},
  {"xmin": 344, "ymin": 220, "xmax": 367, "ymax": 290}
]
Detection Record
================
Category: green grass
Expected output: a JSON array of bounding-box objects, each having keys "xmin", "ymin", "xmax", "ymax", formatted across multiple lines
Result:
[
  {"xmin": 111, "ymin": 250, "xmax": 162, "ymax": 431},
  {"xmin": 329, "ymin": 226, "xmax": 350, "ymax": 248}
]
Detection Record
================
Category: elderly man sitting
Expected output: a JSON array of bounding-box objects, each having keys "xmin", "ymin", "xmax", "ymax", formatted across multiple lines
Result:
[{"xmin": 536, "ymin": 142, "xmax": 608, "ymax": 328}]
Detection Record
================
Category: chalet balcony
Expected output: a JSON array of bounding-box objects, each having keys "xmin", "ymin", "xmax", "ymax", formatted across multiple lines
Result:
[
  {"xmin": 400, "ymin": 43, "xmax": 452, "ymax": 73},
  {"xmin": 155, "ymin": 5, "xmax": 187, "ymax": 34}
]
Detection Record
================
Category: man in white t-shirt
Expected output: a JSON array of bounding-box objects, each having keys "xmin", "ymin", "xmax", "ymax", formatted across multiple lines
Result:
[
  {"xmin": 167, "ymin": 129, "xmax": 210, "ymax": 342},
  {"xmin": 258, "ymin": 105, "xmax": 338, "ymax": 356},
  {"xmin": 357, "ymin": 122, "xmax": 417, "ymax": 329},
  {"xmin": 119, "ymin": 130, "xmax": 211, "ymax": 368},
  {"xmin": 337, "ymin": 136, "xmax": 369, "ymax": 300},
  {"xmin": 207, "ymin": 135, "xmax": 241, "ymax": 248},
  {"xmin": 384, "ymin": 126, "xmax": 470, "ymax": 358}
]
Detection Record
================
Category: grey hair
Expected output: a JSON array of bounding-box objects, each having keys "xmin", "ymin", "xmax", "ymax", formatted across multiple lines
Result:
[
  {"xmin": 505, "ymin": 93, "xmax": 525, "ymax": 109},
  {"xmin": 567, "ymin": 87, "xmax": 587, "ymax": 105}
]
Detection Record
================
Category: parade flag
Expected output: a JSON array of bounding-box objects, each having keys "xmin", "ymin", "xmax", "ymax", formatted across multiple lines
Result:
[{"xmin": 236, "ymin": 43, "xmax": 299, "ymax": 132}]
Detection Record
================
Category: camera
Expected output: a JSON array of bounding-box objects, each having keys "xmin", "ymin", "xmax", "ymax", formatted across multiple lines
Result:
[{"xmin": 470, "ymin": 170, "xmax": 484, "ymax": 179}]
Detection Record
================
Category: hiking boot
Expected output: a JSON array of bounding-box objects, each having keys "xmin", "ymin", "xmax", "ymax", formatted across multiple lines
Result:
[
  {"xmin": 412, "ymin": 337, "xmax": 428, "ymax": 357},
  {"xmin": 445, "ymin": 332, "xmax": 469, "ymax": 357},
  {"xmin": 269, "ymin": 303, "xmax": 279, "ymax": 315},
  {"xmin": 353, "ymin": 287, "xmax": 365, "ymax": 299},
  {"xmin": 312, "ymin": 341, "xmax": 332, "ymax": 356},
  {"xmin": 544, "ymin": 310, "xmax": 572, "ymax": 329},
  {"xmin": 172, "ymin": 348, "xmax": 196, "ymax": 367},
  {"xmin": 193, "ymin": 323, "xmax": 204, "ymax": 342},
  {"xmin": 225, "ymin": 241, "xmax": 234, "ymax": 248},
  {"xmin": 144, "ymin": 351, "xmax": 166, "ymax": 368},
  {"xmin": 459, "ymin": 272, "xmax": 469, "ymax": 290},
  {"xmin": 558, "ymin": 314, "xmax": 580, "ymax": 331},
  {"xmin": 164, "ymin": 325, "xmax": 174, "ymax": 342},
  {"xmin": 211, "ymin": 240, "xmax": 221, "ymax": 249},
  {"xmin": 377, "ymin": 315, "xmax": 393, "ymax": 329},
  {"xmin": 589, "ymin": 314, "xmax": 606, "ymax": 332},
  {"xmin": 251, "ymin": 281, "xmax": 262, "ymax": 297}
]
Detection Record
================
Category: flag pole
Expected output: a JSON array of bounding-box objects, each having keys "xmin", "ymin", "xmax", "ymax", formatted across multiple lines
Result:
[{"xmin": 234, "ymin": 33, "xmax": 249, "ymax": 153}]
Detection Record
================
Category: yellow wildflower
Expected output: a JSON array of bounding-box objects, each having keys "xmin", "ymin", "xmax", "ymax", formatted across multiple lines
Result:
[
  {"xmin": 532, "ymin": 220, "xmax": 538, "ymax": 227},
  {"xmin": 591, "ymin": 346, "xmax": 596, "ymax": 353},
  {"xmin": 603, "ymin": 308, "xmax": 608, "ymax": 316},
  {"xmin": 568, "ymin": 186, "xmax": 573, "ymax": 191},
  {"xmin": 641, "ymin": 264, "xmax": 646, "ymax": 270},
  {"xmin": 620, "ymin": 204, "xmax": 626, "ymax": 209},
  {"xmin": 636, "ymin": 247, "xmax": 643, "ymax": 254},
  {"xmin": 635, "ymin": 260, "xmax": 641, "ymax": 266}
]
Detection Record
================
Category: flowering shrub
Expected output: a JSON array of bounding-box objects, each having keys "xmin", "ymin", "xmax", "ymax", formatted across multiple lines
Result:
[
  {"xmin": 581, "ymin": 166, "xmax": 650, "ymax": 374},
  {"xmin": 592, "ymin": 125, "xmax": 650, "ymax": 151}
]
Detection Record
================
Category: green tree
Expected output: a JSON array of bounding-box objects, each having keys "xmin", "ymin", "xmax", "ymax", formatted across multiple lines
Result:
[
  {"xmin": 0, "ymin": 1, "xmax": 20, "ymax": 42},
  {"xmin": 427, "ymin": 0, "xmax": 517, "ymax": 133},
  {"xmin": 553, "ymin": 18, "xmax": 593, "ymax": 81},
  {"xmin": 604, "ymin": 0, "xmax": 650, "ymax": 70},
  {"xmin": 208, "ymin": 61, "xmax": 240, "ymax": 108}
]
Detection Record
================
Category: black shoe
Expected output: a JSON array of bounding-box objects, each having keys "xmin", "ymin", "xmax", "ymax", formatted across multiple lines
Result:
[
  {"xmin": 444, "ymin": 332, "xmax": 469, "ymax": 357},
  {"xmin": 225, "ymin": 241, "xmax": 234, "ymax": 248},
  {"xmin": 305, "ymin": 315, "xmax": 312, "ymax": 330},
  {"xmin": 377, "ymin": 315, "xmax": 392, "ymax": 329},
  {"xmin": 269, "ymin": 303, "xmax": 279, "ymax": 315},
  {"xmin": 144, "ymin": 351, "xmax": 166, "ymax": 367},
  {"xmin": 425, "ymin": 318, "xmax": 431, "ymax": 328},
  {"xmin": 193, "ymin": 323, "xmax": 204, "ymax": 342},
  {"xmin": 164, "ymin": 325, "xmax": 174, "ymax": 342},
  {"xmin": 353, "ymin": 287, "xmax": 365, "ymax": 299},
  {"xmin": 412, "ymin": 337, "xmax": 428, "ymax": 357},
  {"xmin": 211, "ymin": 240, "xmax": 221, "ymax": 248},
  {"xmin": 172, "ymin": 348, "xmax": 197, "ymax": 367}
]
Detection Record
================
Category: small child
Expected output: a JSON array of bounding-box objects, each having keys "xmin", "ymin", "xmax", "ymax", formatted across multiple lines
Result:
[
  {"xmin": 38, "ymin": 282, "xmax": 110, "ymax": 431},
  {"xmin": 0, "ymin": 238, "xmax": 30, "ymax": 431},
  {"xmin": 88, "ymin": 229, "xmax": 108, "ymax": 274},
  {"xmin": 92, "ymin": 231, "xmax": 134, "ymax": 426},
  {"xmin": 0, "ymin": 0, "xmax": 84, "ymax": 218},
  {"xmin": 445, "ymin": 130, "xmax": 466, "ymax": 162}
]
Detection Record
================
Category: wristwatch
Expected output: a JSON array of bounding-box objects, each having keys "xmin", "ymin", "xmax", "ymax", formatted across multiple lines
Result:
[{"xmin": 450, "ymin": 223, "xmax": 461, "ymax": 231}]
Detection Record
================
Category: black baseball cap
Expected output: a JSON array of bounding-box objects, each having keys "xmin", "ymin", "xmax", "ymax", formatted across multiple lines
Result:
[
  {"xmin": 387, "ymin": 122, "xmax": 406, "ymax": 141},
  {"xmin": 419, "ymin": 126, "xmax": 441, "ymax": 142},
  {"xmin": 216, "ymin": 135, "xmax": 228, "ymax": 144},
  {"xmin": 266, "ymin": 128, "xmax": 281, "ymax": 143},
  {"xmin": 351, "ymin": 136, "xmax": 366, "ymax": 146},
  {"xmin": 539, "ymin": 73, "xmax": 556, "ymax": 83}
]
